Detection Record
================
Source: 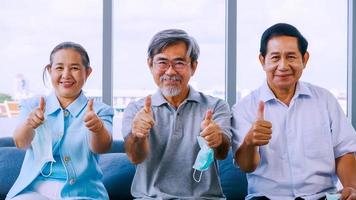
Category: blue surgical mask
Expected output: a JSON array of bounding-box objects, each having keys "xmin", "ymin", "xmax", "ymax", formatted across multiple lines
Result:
[
  {"xmin": 192, "ymin": 136, "xmax": 214, "ymax": 182},
  {"xmin": 326, "ymin": 193, "xmax": 340, "ymax": 200}
]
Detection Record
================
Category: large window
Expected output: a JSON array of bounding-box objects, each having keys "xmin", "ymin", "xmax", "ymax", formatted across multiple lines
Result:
[
  {"xmin": 113, "ymin": 0, "xmax": 226, "ymax": 103},
  {"xmin": 113, "ymin": 0, "xmax": 226, "ymax": 138},
  {"xmin": 236, "ymin": 0, "xmax": 348, "ymax": 112},
  {"xmin": 0, "ymin": 0, "xmax": 102, "ymax": 137},
  {"xmin": 0, "ymin": 0, "xmax": 352, "ymax": 139}
]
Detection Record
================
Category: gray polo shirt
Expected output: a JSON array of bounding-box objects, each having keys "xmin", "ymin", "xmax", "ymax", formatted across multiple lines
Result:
[{"xmin": 122, "ymin": 87, "xmax": 232, "ymax": 200}]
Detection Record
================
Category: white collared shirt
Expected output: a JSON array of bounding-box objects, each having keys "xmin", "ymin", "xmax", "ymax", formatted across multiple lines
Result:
[{"xmin": 232, "ymin": 81, "xmax": 356, "ymax": 200}]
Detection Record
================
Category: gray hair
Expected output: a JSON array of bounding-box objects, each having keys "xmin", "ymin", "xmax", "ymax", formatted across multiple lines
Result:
[
  {"xmin": 147, "ymin": 29, "xmax": 200, "ymax": 63},
  {"xmin": 49, "ymin": 41, "xmax": 90, "ymax": 68},
  {"xmin": 43, "ymin": 41, "xmax": 90, "ymax": 85}
]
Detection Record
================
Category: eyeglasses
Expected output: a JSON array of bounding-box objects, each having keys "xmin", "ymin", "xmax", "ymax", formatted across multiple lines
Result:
[{"xmin": 153, "ymin": 60, "xmax": 191, "ymax": 71}]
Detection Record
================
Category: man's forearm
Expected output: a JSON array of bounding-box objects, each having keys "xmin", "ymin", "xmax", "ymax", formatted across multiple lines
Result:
[
  {"xmin": 214, "ymin": 134, "xmax": 230, "ymax": 160},
  {"xmin": 235, "ymin": 141, "xmax": 260, "ymax": 173},
  {"xmin": 336, "ymin": 153, "xmax": 356, "ymax": 189},
  {"xmin": 125, "ymin": 133, "xmax": 149, "ymax": 164}
]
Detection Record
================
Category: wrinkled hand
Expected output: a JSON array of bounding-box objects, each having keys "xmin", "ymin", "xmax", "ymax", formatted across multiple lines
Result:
[
  {"xmin": 244, "ymin": 101, "xmax": 272, "ymax": 147},
  {"xmin": 200, "ymin": 109, "xmax": 223, "ymax": 148},
  {"xmin": 341, "ymin": 187, "xmax": 356, "ymax": 200},
  {"xmin": 84, "ymin": 99, "xmax": 104, "ymax": 133},
  {"xmin": 132, "ymin": 96, "xmax": 155, "ymax": 139},
  {"xmin": 26, "ymin": 97, "xmax": 45, "ymax": 129}
]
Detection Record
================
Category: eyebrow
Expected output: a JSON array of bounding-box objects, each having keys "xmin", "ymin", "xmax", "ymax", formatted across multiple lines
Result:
[
  {"xmin": 53, "ymin": 62, "xmax": 81, "ymax": 66},
  {"xmin": 269, "ymin": 51, "xmax": 297, "ymax": 55},
  {"xmin": 268, "ymin": 52, "xmax": 280, "ymax": 56},
  {"xmin": 155, "ymin": 56, "xmax": 186, "ymax": 61},
  {"xmin": 286, "ymin": 52, "xmax": 298, "ymax": 55}
]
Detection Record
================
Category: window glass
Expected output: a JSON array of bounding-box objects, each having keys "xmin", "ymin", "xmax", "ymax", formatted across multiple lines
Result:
[
  {"xmin": 0, "ymin": 0, "xmax": 102, "ymax": 137},
  {"xmin": 236, "ymin": 0, "xmax": 347, "ymax": 112},
  {"xmin": 113, "ymin": 0, "xmax": 226, "ymax": 138}
]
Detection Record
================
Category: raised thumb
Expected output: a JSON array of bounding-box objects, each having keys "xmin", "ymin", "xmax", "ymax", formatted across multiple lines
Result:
[
  {"xmin": 87, "ymin": 99, "xmax": 94, "ymax": 112},
  {"xmin": 39, "ymin": 97, "xmax": 45, "ymax": 111},
  {"xmin": 204, "ymin": 109, "xmax": 213, "ymax": 122},
  {"xmin": 256, "ymin": 101, "xmax": 265, "ymax": 120},
  {"xmin": 144, "ymin": 95, "xmax": 152, "ymax": 113}
]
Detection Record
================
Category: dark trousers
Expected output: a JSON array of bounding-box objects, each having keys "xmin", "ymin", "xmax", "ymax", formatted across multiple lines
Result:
[{"xmin": 251, "ymin": 196, "xmax": 326, "ymax": 200}]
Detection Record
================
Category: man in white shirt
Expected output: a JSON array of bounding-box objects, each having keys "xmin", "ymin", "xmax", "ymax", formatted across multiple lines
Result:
[{"xmin": 232, "ymin": 23, "xmax": 356, "ymax": 200}]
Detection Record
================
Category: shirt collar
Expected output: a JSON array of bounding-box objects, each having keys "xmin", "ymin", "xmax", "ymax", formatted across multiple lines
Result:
[
  {"xmin": 260, "ymin": 80, "xmax": 312, "ymax": 103},
  {"xmin": 295, "ymin": 81, "xmax": 312, "ymax": 97},
  {"xmin": 45, "ymin": 92, "xmax": 61, "ymax": 116},
  {"xmin": 45, "ymin": 91, "xmax": 88, "ymax": 117},
  {"xmin": 66, "ymin": 91, "xmax": 88, "ymax": 117},
  {"xmin": 151, "ymin": 85, "xmax": 200, "ymax": 107}
]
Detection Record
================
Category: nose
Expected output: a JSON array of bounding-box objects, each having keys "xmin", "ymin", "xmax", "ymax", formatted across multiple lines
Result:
[
  {"xmin": 277, "ymin": 58, "xmax": 289, "ymax": 71},
  {"xmin": 164, "ymin": 64, "xmax": 178, "ymax": 75},
  {"xmin": 62, "ymin": 67, "xmax": 71, "ymax": 77}
]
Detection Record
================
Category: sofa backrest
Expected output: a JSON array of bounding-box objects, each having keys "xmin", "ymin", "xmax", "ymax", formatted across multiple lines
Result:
[
  {"xmin": 218, "ymin": 150, "xmax": 248, "ymax": 199},
  {"xmin": 102, "ymin": 142, "xmax": 248, "ymax": 200},
  {"xmin": 0, "ymin": 147, "xmax": 25, "ymax": 199}
]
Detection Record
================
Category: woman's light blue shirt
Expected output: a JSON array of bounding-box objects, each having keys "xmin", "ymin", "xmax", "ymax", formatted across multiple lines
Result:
[{"xmin": 6, "ymin": 91, "xmax": 114, "ymax": 200}]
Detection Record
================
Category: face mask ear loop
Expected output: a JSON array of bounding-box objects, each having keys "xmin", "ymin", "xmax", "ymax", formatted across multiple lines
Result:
[
  {"xmin": 193, "ymin": 169, "xmax": 203, "ymax": 182},
  {"xmin": 40, "ymin": 161, "xmax": 54, "ymax": 177}
]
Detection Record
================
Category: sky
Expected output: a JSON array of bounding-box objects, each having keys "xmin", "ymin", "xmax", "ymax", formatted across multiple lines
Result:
[{"xmin": 0, "ymin": 0, "xmax": 348, "ymax": 99}]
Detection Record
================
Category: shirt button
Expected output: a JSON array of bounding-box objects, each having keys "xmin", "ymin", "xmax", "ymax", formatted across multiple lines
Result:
[
  {"xmin": 64, "ymin": 156, "xmax": 71, "ymax": 162},
  {"xmin": 69, "ymin": 178, "xmax": 75, "ymax": 185},
  {"xmin": 63, "ymin": 110, "xmax": 69, "ymax": 117}
]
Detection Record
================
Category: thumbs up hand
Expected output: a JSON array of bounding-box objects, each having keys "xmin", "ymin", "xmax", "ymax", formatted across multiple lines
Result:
[
  {"xmin": 132, "ymin": 96, "xmax": 155, "ymax": 139},
  {"xmin": 84, "ymin": 99, "xmax": 104, "ymax": 133},
  {"xmin": 201, "ymin": 109, "xmax": 213, "ymax": 130},
  {"xmin": 244, "ymin": 101, "xmax": 272, "ymax": 147},
  {"xmin": 200, "ymin": 109, "xmax": 223, "ymax": 148},
  {"xmin": 26, "ymin": 97, "xmax": 46, "ymax": 129}
]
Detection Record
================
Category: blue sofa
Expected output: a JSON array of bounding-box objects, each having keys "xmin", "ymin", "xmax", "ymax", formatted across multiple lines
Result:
[{"xmin": 0, "ymin": 137, "xmax": 247, "ymax": 200}]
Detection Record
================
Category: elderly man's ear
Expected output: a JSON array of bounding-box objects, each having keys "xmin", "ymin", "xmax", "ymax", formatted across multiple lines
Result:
[
  {"xmin": 147, "ymin": 58, "xmax": 154, "ymax": 73},
  {"xmin": 190, "ymin": 61, "xmax": 198, "ymax": 76},
  {"xmin": 147, "ymin": 58, "xmax": 153, "ymax": 68},
  {"xmin": 302, "ymin": 51, "xmax": 310, "ymax": 67}
]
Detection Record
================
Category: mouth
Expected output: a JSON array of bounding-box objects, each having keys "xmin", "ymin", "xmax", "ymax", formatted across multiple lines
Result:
[
  {"xmin": 160, "ymin": 75, "xmax": 182, "ymax": 85},
  {"xmin": 60, "ymin": 80, "xmax": 75, "ymax": 88},
  {"xmin": 275, "ymin": 74, "xmax": 292, "ymax": 78},
  {"xmin": 163, "ymin": 79, "xmax": 180, "ymax": 85}
]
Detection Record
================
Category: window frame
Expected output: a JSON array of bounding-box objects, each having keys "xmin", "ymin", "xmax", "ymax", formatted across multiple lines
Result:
[{"xmin": 102, "ymin": 0, "xmax": 356, "ymax": 127}]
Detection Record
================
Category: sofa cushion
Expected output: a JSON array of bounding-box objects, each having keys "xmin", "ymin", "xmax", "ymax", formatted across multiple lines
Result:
[
  {"xmin": 218, "ymin": 150, "xmax": 247, "ymax": 200},
  {"xmin": 99, "ymin": 153, "xmax": 136, "ymax": 200},
  {"xmin": 0, "ymin": 137, "xmax": 15, "ymax": 147},
  {"xmin": 0, "ymin": 147, "xmax": 25, "ymax": 199},
  {"xmin": 0, "ymin": 143, "xmax": 247, "ymax": 200},
  {"xmin": 108, "ymin": 140, "xmax": 125, "ymax": 153}
]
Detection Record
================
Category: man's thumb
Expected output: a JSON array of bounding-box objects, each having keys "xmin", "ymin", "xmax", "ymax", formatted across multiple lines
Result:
[
  {"xmin": 204, "ymin": 109, "xmax": 213, "ymax": 122},
  {"xmin": 144, "ymin": 95, "xmax": 152, "ymax": 113},
  {"xmin": 257, "ymin": 101, "xmax": 265, "ymax": 120}
]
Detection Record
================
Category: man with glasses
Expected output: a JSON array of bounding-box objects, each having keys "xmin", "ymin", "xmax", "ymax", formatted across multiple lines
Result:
[
  {"xmin": 232, "ymin": 23, "xmax": 356, "ymax": 200},
  {"xmin": 122, "ymin": 29, "xmax": 232, "ymax": 199}
]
